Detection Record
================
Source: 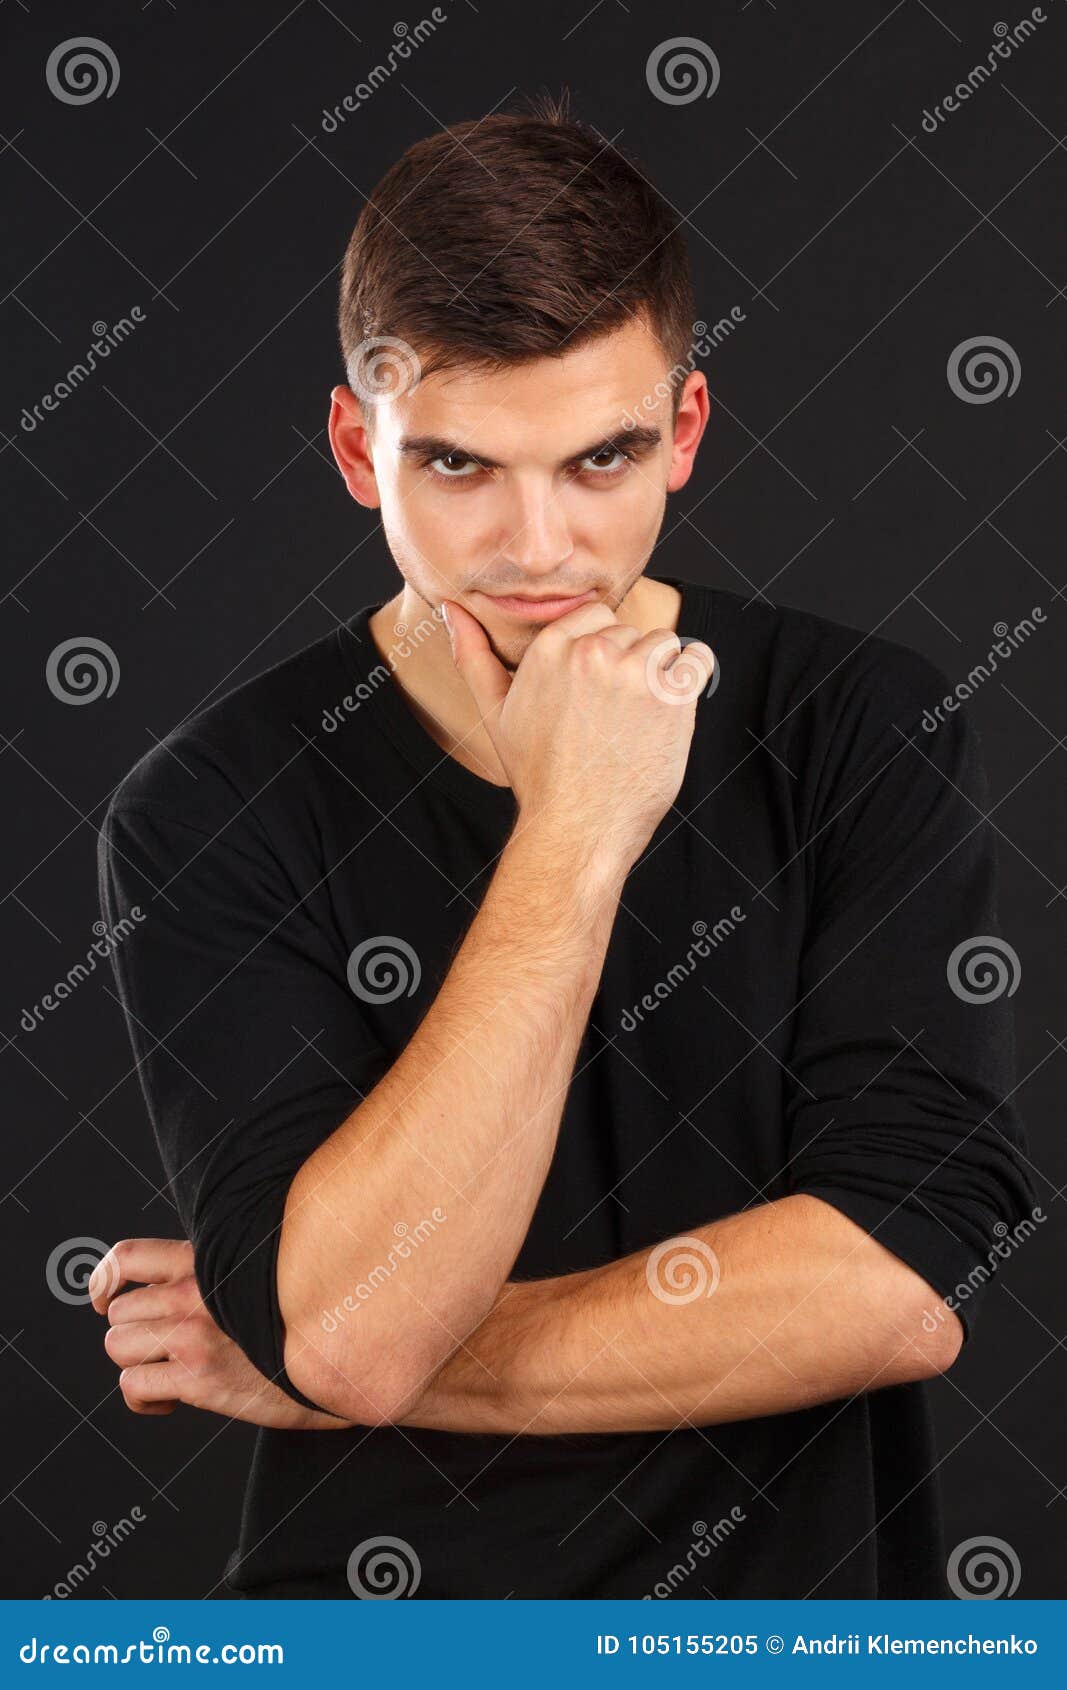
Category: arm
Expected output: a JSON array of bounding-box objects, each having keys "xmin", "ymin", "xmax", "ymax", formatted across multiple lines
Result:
[
  {"xmin": 277, "ymin": 602, "xmax": 713, "ymax": 1422},
  {"xmin": 97, "ymin": 597, "xmax": 713, "ymax": 1428},
  {"xmin": 278, "ymin": 825, "xmax": 621, "ymax": 1422},
  {"xmin": 91, "ymin": 1239, "xmax": 348, "ymax": 1429},
  {"xmin": 396, "ymin": 1195, "xmax": 964, "ymax": 1435},
  {"xmin": 93, "ymin": 1199, "xmax": 962, "ymax": 1434}
]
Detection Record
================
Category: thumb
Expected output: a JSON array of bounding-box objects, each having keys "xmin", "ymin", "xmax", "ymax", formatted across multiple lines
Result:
[{"xmin": 441, "ymin": 599, "xmax": 511, "ymax": 725}]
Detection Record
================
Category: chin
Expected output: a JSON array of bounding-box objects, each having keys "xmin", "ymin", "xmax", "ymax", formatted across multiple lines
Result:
[{"xmin": 482, "ymin": 626, "xmax": 536, "ymax": 673}]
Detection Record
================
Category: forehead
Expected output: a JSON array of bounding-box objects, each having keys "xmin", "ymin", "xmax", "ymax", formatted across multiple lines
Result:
[{"xmin": 380, "ymin": 316, "xmax": 674, "ymax": 458}]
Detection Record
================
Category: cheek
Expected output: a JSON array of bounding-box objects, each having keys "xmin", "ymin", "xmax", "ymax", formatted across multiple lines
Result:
[
  {"xmin": 567, "ymin": 476, "xmax": 663, "ymax": 556},
  {"xmin": 382, "ymin": 480, "xmax": 478, "ymax": 576}
]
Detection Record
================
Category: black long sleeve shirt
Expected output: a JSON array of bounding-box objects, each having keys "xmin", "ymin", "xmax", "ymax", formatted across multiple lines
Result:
[{"xmin": 98, "ymin": 573, "xmax": 1035, "ymax": 1599}]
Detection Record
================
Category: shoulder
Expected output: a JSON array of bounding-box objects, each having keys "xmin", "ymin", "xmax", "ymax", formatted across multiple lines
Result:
[
  {"xmin": 691, "ymin": 577, "xmax": 950, "ymax": 700},
  {"xmin": 105, "ymin": 622, "xmax": 355, "ymax": 828},
  {"xmin": 686, "ymin": 576, "xmax": 959, "ymax": 747},
  {"xmin": 99, "ymin": 621, "xmax": 361, "ymax": 858}
]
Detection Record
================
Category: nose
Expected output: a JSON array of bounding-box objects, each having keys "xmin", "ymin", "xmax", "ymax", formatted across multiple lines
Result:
[{"xmin": 497, "ymin": 474, "xmax": 574, "ymax": 574}]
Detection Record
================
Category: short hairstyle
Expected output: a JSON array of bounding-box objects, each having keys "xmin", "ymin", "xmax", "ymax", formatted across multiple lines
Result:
[{"xmin": 338, "ymin": 92, "xmax": 695, "ymax": 420}]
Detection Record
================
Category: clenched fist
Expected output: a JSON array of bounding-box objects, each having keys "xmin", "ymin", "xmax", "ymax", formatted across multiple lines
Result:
[{"xmin": 89, "ymin": 1238, "xmax": 347, "ymax": 1429}]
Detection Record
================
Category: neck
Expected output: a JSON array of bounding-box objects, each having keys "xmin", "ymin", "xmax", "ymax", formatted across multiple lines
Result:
[{"xmin": 367, "ymin": 573, "xmax": 683, "ymax": 788}]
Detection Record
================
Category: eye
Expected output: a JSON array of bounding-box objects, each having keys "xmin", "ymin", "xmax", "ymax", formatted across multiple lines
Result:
[
  {"xmin": 427, "ymin": 450, "xmax": 482, "ymax": 480},
  {"xmin": 577, "ymin": 445, "xmax": 631, "ymax": 477}
]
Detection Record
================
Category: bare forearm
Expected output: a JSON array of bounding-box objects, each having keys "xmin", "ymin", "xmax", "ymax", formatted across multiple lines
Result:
[
  {"xmin": 397, "ymin": 1195, "xmax": 964, "ymax": 1434},
  {"xmin": 279, "ymin": 822, "xmax": 623, "ymax": 1421}
]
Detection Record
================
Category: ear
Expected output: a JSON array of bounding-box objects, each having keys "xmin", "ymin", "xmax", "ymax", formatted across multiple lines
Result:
[
  {"xmin": 327, "ymin": 385, "xmax": 381, "ymax": 509},
  {"xmin": 666, "ymin": 371, "xmax": 710, "ymax": 494}
]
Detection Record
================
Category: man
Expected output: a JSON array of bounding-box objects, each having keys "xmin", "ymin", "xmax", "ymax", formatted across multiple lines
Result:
[{"xmin": 92, "ymin": 98, "xmax": 1034, "ymax": 1599}]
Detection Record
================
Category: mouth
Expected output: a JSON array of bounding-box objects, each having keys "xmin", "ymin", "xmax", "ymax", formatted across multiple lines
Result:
[{"xmin": 473, "ymin": 588, "xmax": 599, "ymax": 623}]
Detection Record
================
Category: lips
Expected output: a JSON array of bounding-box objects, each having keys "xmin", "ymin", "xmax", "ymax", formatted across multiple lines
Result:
[{"xmin": 475, "ymin": 588, "xmax": 598, "ymax": 623}]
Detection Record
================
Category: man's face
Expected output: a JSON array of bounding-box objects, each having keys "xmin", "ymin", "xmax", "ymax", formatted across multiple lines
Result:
[{"xmin": 331, "ymin": 316, "xmax": 708, "ymax": 670}]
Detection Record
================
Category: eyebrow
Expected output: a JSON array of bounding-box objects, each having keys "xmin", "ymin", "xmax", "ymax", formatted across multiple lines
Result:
[{"xmin": 397, "ymin": 424, "xmax": 663, "ymax": 470}]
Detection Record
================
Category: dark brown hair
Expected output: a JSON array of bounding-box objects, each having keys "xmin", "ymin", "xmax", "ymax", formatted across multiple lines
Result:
[{"xmin": 338, "ymin": 92, "xmax": 695, "ymax": 417}]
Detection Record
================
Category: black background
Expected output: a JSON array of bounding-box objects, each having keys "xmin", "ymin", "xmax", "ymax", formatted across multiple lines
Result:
[{"xmin": 2, "ymin": 0, "xmax": 1064, "ymax": 1598}]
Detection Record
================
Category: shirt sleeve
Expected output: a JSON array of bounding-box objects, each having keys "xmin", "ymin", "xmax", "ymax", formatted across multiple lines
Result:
[
  {"xmin": 97, "ymin": 759, "xmax": 391, "ymax": 1407},
  {"xmin": 784, "ymin": 648, "xmax": 1037, "ymax": 1344}
]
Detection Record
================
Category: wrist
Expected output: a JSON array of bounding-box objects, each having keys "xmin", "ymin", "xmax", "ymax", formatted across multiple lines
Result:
[{"xmin": 506, "ymin": 811, "xmax": 629, "ymax": 913}]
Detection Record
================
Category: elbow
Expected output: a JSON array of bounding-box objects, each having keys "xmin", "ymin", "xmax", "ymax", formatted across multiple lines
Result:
[
  {"xmin": 885, "ymin": 1287, "xmax": 965, "ymax": 1383},
  {"xmin": 922, "ymin": 1303, "xmax": 965, "ymax": 1375},
  {"xmin": 281, "ymin": 1321, "xmax": 436, "ymax": 1427}
]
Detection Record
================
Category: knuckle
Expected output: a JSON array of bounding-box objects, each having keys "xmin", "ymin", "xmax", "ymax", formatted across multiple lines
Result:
[
  {"xmin": 177, "ymin": 1336, "xmax": 208, "ymax": 1374},
  {"xmin": 177, "ymin": 1276, "xmax": 204, "ymax": 1312}
]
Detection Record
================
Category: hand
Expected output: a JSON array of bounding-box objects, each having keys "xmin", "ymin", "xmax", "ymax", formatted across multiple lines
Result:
[
  {"xmin": 443, "ymin": 597, "xmax": 714, "ymax": 873},
  {"xmin": 88, "ymin": 1238, "xmax": 348, "ymax": 1429}
]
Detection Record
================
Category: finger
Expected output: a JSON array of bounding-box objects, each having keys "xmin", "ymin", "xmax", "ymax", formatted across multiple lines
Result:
[
  {"xmin": 105, "ymin": 1319, "xmax": 174, "ymax": 1368},
  {"xmin": 441, "ymin": 599, "xmax": 512, "ymax": 722},
  {"xmin": 667, "ymin": 639, "xmax": 715, "ymax": 691},
  {"xmin": 119, "ymin": 1363, "xmax": 181, "ymax": 1415},
  {"xmin": 584, "ymin": 623, "xmax": 642, "ymax": 651},
  {"xmin": 107, "ymin": 1278, "xmax": 202, "ymax": 1327},
  {"xmin": 626, "ymin": 630, "xmax": 714, "ymax": 706},
  {"xmin": 540, "ymin": 600, "xmax": 619, "ymax": 641},
  {"xmin": 88, "ymin": 1238, "xmax": 194, "ymax": 1315}
]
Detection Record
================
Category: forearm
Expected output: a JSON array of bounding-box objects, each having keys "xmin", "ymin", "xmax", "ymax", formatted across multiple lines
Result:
[
  {"xmin": 279, "ymin": 820, "xmax": 624, "ymax": 1422},
  {"xmin": 397, "ymin": 1195, "xmax": 964, "ymax": 1434}
]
